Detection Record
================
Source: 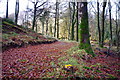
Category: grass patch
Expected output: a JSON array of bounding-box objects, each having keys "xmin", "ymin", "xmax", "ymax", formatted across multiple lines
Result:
[
  {"xmin": 83, "ymin": 66, "xmax": 92, "ymax": 70},
  {"xmin": 45, "ymin": 46, "xmax": 87, "ymax": 78}
]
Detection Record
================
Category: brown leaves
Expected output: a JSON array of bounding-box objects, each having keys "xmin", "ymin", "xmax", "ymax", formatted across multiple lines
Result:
[{"xmin": 2, "ymin": 41, "xmax": 77, "ymax": 78}]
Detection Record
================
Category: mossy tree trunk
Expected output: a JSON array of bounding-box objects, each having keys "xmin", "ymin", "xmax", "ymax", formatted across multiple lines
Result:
[{"xmin": 78, "ymin": 2, "xmax": 95, "ymax": 57}]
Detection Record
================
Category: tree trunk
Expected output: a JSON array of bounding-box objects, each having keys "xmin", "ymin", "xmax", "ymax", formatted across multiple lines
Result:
[
  {"xmin": 101, "ymin": 0, "xmax": 107, "ymax": 47},
  {"xmin": 49, "ymin": 24, "xmax": 53, "ymax": 36},
  {"xmin": 32, "ymin": 3, "xmax": 37, "ymax": 30},
  {"xmin": 56, "ymin": 1, "xmax": 59, "ymax": 39},
  {"xmin": 15, "ymin": 0, "xmax": 19, "ymax": 24},
  {"xmin": 71, "ymin": 2, "xmax": 76, "ymax": 40},
  {"xmin": 76, "ymin": 2, "xmax": 79, "ymax": 41},
  {"xmin": 42, "ymin": 22, "xmax": 44, "ymax": 34},
  {"xmin": 54, "ymin": 1, "xmax": 57, "ymax": 37},
  {"xmin": 68, "ymin": 2, "xmax": 71, "ymax": 40},
  {"xmin": 109, "ymin": 0, "xmax": 112, "ymax": 42},
  {"xmin": 79, "ymin": 2, "xmax": 95, "ymax": 57},
  {"xmin": 6, "ymin": 0, "xmax": 8, "ymax": 18},
  {"xmin": 97, "ymin": 0, "xmax": 101, "ymax": 46},
  {"xmin": 46, "ymin": 18, "xmax": 48, "ymax": 35},
  {"xmin": 115, "ymin": 4, "xmax": 119, "ymax": 50},
  {"xmin": 36, "ymin": 22, "xmax": 37, "ymax": 33}
]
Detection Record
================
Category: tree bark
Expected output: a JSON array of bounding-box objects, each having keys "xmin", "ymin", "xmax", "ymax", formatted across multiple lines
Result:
[
  {"xmin": 79, "ymin": 2, "xmax": 95, "ymax": 56},
  {"xmin": 97, "ymin": 0, "xmax": 101, "ymax": 46},
  {"xmin": 54, "ymin": 1, "xmax": 57, "ymax": 37},
  {"xmin": 15, "ymin": 0, "xmax": 19, "ymax": 24},
  {"xmin": 46, "ymin": 18, "xmax": 48, "ymax": 35},
  {"xmin": 101, "ymin": 0, "xmax": 107, "ymax": 47},
  {"xmin": 68, "ymin": 2, "xmax": 71, "ymax": 40},
  {"xmin": 109, "ymin": 0, "xmax": 112, "ymax": 41},
  {"xmin": 76, "ymin": 2, "xmax": 79, "ymax": 41},
  {"xmin": 32, "ymin": 3, "xmax": 37, "ymax": 30},
  {"xmin": 71, "ymin": 2, "xmax": 76, "ymax": 40},
  {"xmin": 56, "ymin": 1, "xmax": 59, "ymax": 38},
  {"xmin": 115, "ymin": 4, "xmax": 119, "ymax": 50},
  {"xmin": 42, "ymin": 22, "xmax": 44, "ymax": 34},
  {"xmin": 6, "ymin": 0, "xmax": 8, "ymax": 18}
]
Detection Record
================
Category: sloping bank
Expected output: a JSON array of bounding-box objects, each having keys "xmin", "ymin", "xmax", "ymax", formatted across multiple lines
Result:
[{"xmin": 2, "ymin": 18, "xmax": 57, "ymax": 51}]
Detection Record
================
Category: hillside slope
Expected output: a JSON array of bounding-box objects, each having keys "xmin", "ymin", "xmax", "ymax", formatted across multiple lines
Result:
[{"xmin": 2, "ymin": 18, "xmax": 57, "ymax": 51}]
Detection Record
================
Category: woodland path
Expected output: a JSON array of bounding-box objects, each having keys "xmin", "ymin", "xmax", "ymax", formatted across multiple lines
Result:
[
  {"xmin": 2, "ymin": 41, "xmax": 77, "ymax": 78},
  {"xmin": 2, "ymin": 41, "xmax": 120, "ymax": 79}
]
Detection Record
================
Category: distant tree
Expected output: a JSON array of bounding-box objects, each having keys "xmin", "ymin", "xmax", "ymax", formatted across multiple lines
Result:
[
  {"xmin": 8, "ymin": 13, "xmax": 14, "ymax": 21},
  {"xmin": 78, "ymin": 1, "xmax": 95, "ymax": 56},
  {"xmin": 101, "ymin": 0, "xmax": 107, "ymax": 47},
  {"xmin": 15, "ymin": 0, "xmax": 19, "ymax": 24},
  {"xmin": 68, "ymin": 2, "xmax": 72, "ymax": 40},
  {"xmin": 6, "ymin": 0, "xmax": 9, "ymax": 18},
  {"xmin": 54, "ymin": 0, "xmax": 59, "ymax": 38},
  {"xmin": 108, "ymin": 0, "xmax": 112, "ymax": 42},
  {"xmin": 115, "ymin": 1, "xmax": 120, "ymax": 50},
  {"xmin": 56, "ymin": 0, "xmax": 59, "ymax": 38},
  {"xmin": 97, "ymin": 0, "xmax": 101, "ymax": 46},
  {"xmin": 39, "ymin": 15, "xmax": 45, "ymax": 34},
  {"xmin": 29, "ymin": 0, "xmax": 46, "ymax": 30},
  {"xmin": 54, "ymin": 2, "xmax": 57, "ymax": 37},
  {"xmin": 45, "ymin": 10, "xmax": 50, "ymax": 35}
]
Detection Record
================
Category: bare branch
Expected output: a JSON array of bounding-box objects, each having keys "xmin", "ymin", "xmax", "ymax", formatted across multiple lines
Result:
[{"xmin": 36, "ymin": 2, "xmax": 46, "ymax": 9}]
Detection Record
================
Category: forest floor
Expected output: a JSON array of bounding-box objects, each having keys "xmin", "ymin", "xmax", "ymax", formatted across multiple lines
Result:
[
  {"xmin": 1, "ymin": 18, "xmax": 120, "ymax": 79},
  {"xmin": 2, "ymin": 40, "xmax": 120, "ymax": 79}
]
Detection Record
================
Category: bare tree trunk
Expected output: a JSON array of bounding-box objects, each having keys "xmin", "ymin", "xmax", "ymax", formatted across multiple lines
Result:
[
  {"xmin": 42, "ymin": 22, "xmax": 44, "ymax": 34},
  {"xmin": 49, "ymin": 24, "xmax": 53, "ymax": 36},
  {"xmin": 6, "ymin": 0, "xmax": 8, "ymax": 18},
  {"xmin": 71, "ymin": 2, "xmax": 76, "ymax": 40},
  {"xmin": 56, "ymin": 1, "xmax": 59, "ymax": 38},
  {"xmin": 68, "ymin": 2, "xmax": 71, "ymax": 40},
  {"xmin": 97, "ymin": 0, "xmax": 101, "ymax": 46},
  {"xmin": 76, "ymin": 2, "xmax": 79, "ymax": 41},
  {"xmin": 36, "ymin": 21, "xmax": 37, "ymax": 33},
  {"xmin": 15, "ymin": 0, "xmax": 19, "ymax": 24},
  {"xmin": 54, "ymin": 17, "xmax": 56, "ymax": 37},
  {"xmin": 101, "ymin": 0, "xmax": 107, "ymax": 47},
  {"xmin": 32, "ymin": 3, "xmax": 37, "ymax": 30},
  {"xmin": 54, "ymin": 1, "xmax": 57, "ymax": 37},
  {"xmin": 109, "ymin": 0, "xmax": 112, "ymax": 41},
  {"xmin": 46, "ymin": 18, "xmax": 48, "ymax": 35},
  {"xmin": 115, "ymin": 4, "xmax": 119, "ymax": 50}
]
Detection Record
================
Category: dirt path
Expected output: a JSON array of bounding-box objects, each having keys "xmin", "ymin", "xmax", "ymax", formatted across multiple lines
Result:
[{"xmin": 2, "ymin": 41, "xmax": 77, "ymax": 78}]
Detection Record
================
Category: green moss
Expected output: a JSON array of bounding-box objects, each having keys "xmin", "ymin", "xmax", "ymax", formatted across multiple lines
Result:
[
  {"xmin": 2, "ymin": 34, "xmax": 10, "ymax": 39},
  {"xmin": 79, "ymin": 43, "xmax": 96, "ymax": 57},
  {"xmin": 3, "ymin": 21, "xmax": 27, "ymax": 33},
  {"xmin": 2, "ymin": 18, "xmax": 14, "ymax": 24},
  {"xmin": 83, "ymin": 66, "xmax": 92, "ymax": 70},
  {"xmin": 95, "ymin": 70, "xmax": 102, "ymax": 73},
  {"xmin": 79, "ymin": 13, "xmax": 95, "ymax": 56}
]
